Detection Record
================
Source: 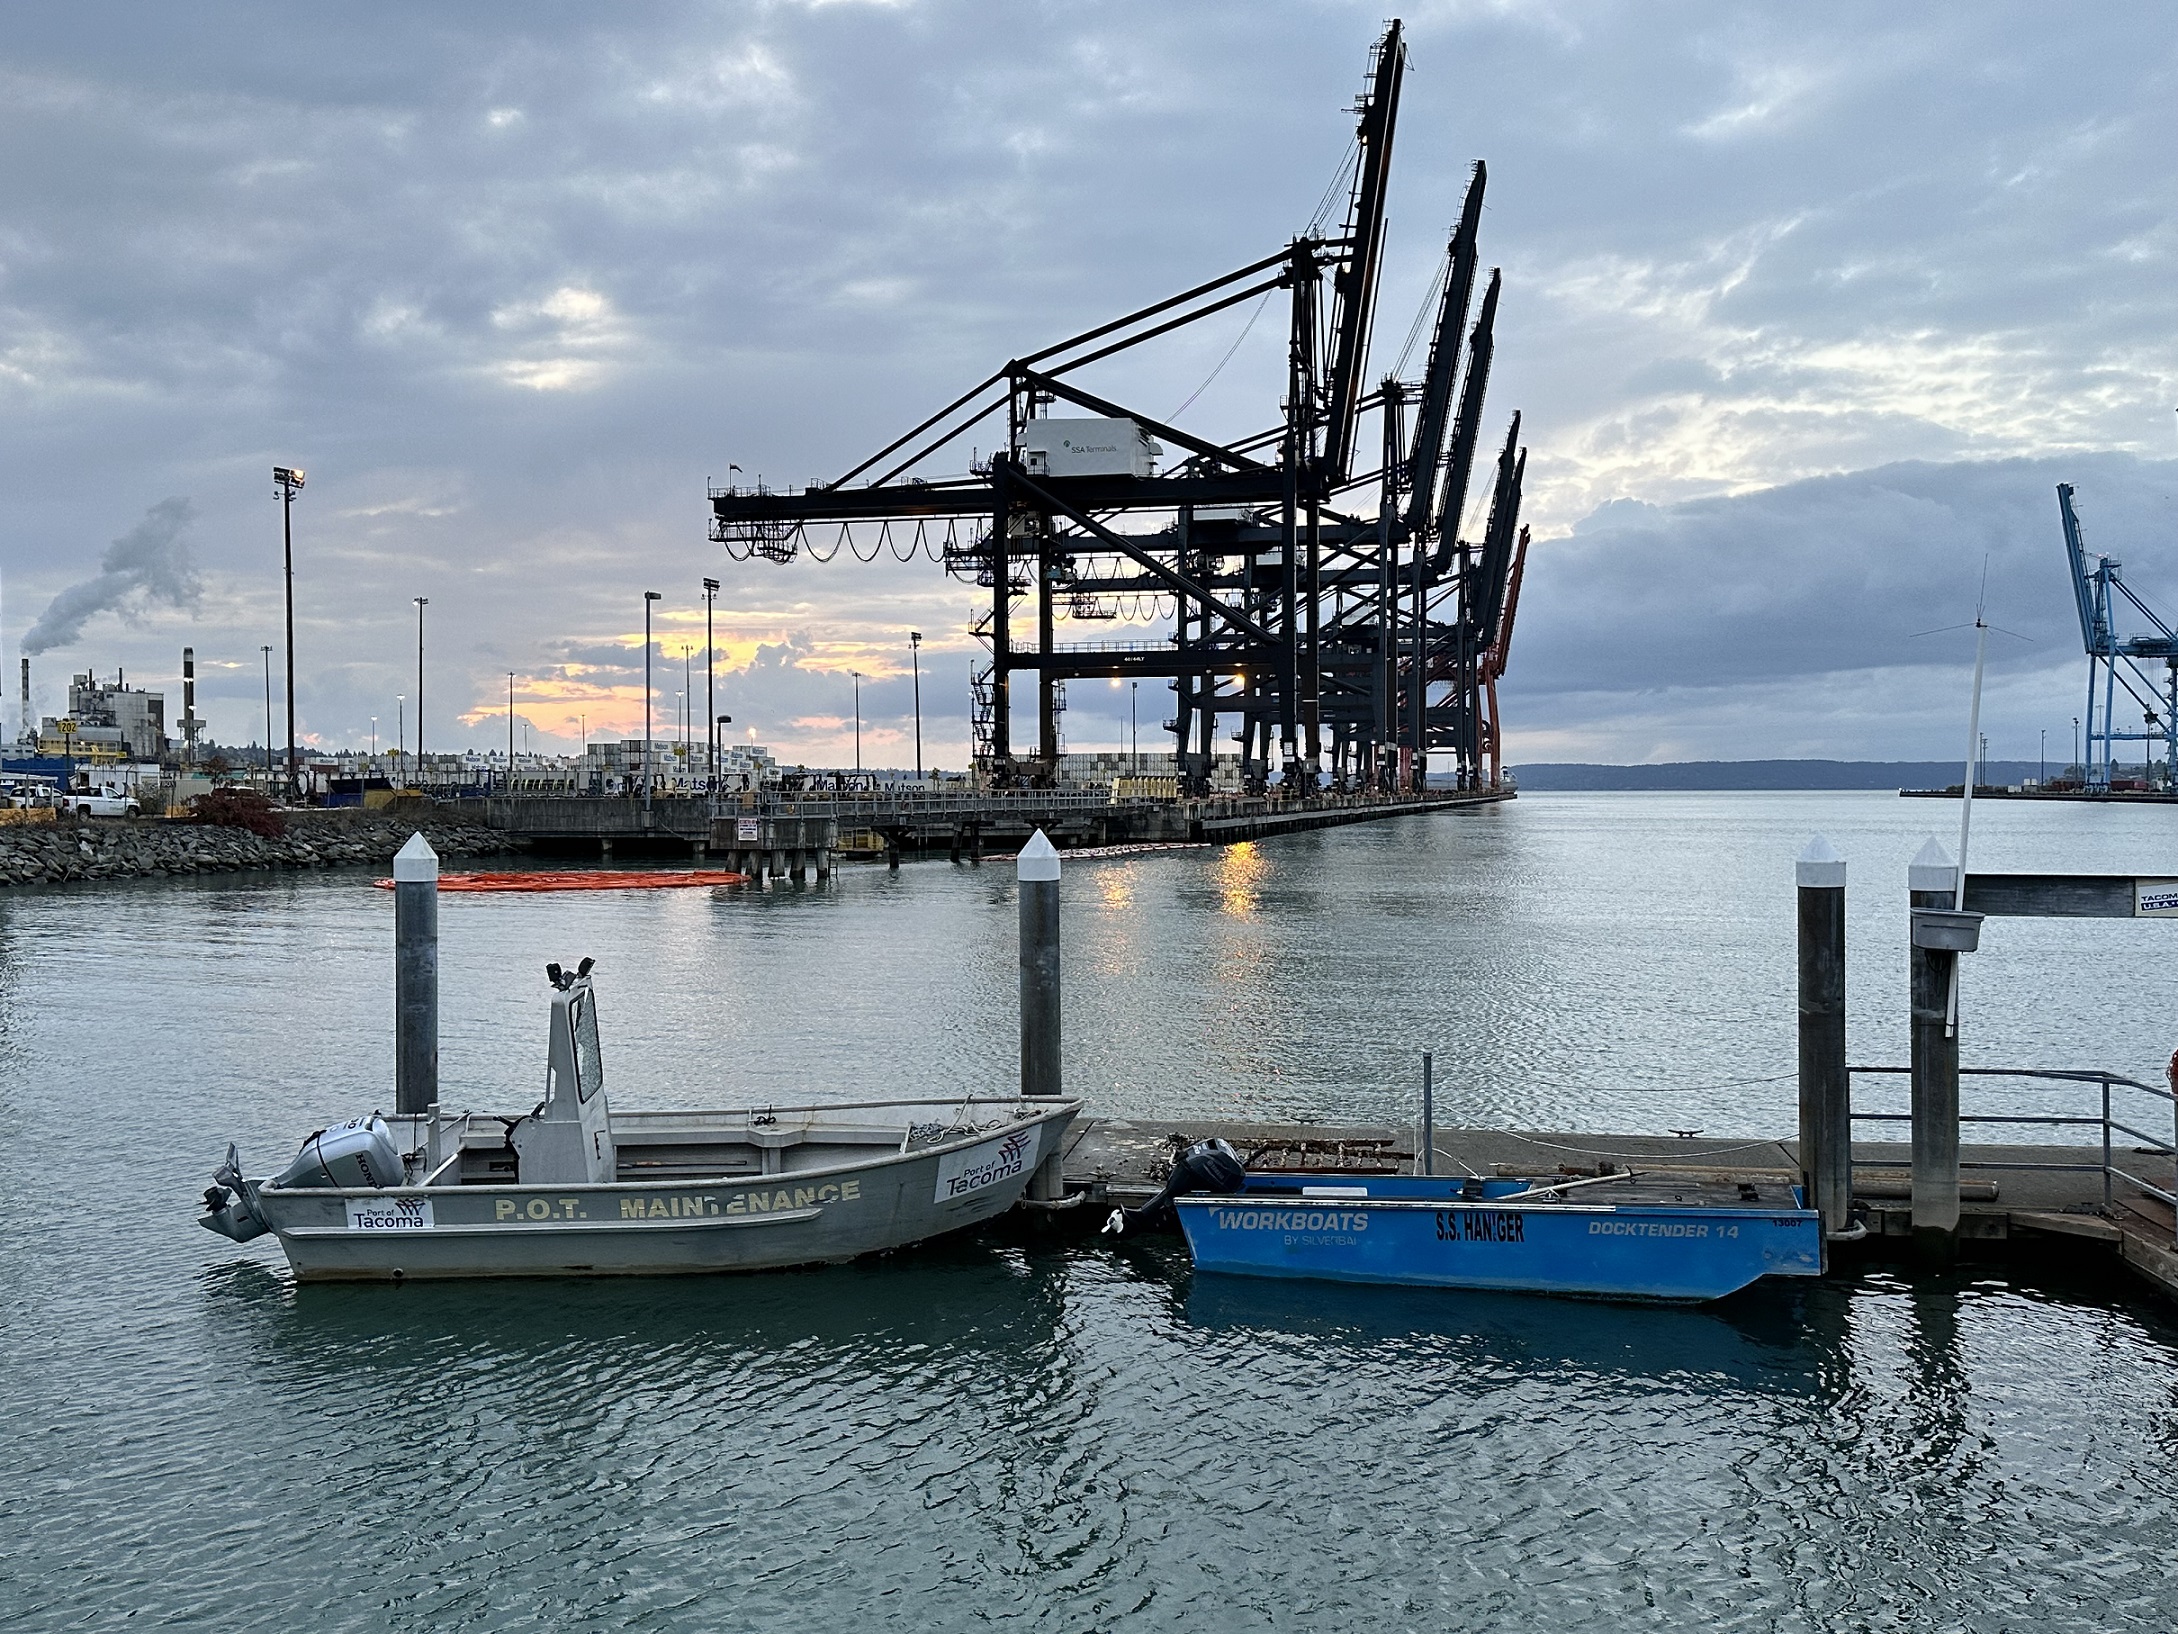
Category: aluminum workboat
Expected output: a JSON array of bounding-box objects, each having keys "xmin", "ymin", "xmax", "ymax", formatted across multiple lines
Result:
[
  {"xmin": 200, "ymin": 961, "xmax": 1077, "ymax": 1281},
  {"xmin": 1109, "ymin": 1142, "xmax": 1822, "ymax": 1303}
]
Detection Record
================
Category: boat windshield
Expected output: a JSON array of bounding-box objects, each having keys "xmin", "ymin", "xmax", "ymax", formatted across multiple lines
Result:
[{"xmin": 571, "ymin": 990, "xmax": 604, "ymax": 1102}]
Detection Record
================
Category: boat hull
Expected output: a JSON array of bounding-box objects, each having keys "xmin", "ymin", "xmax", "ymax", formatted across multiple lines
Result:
[
  {"xmin": 253, "ymin": 1104, "xmax": 1074, "ymax": 1281},
  {"xmin": 1175, "ymin": 1192, "xmax": 1822, "ymax": 1303}
]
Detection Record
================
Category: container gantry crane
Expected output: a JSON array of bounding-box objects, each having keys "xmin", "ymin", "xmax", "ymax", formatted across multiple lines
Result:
[
  {"xmin": 710, "ymin": 20, "xmax": 1528, "ymax": 794},
  {"xmin": 2059, "ymin": 482, "xmax": 2178, "ymax": 791}
]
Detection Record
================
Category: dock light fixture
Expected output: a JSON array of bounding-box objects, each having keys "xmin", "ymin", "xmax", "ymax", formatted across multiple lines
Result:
[
  {"xmin": 273, "ymin": 466, "xmax": 305, "ymax": 800},
  {"xmin": 413, "ymin": 598, "xmax": 428, "ymax": 784},
  {"xmin": 703, "ymin": 577, "xmax": 719, "ymax": 790},
  {"xmin": 642, "ymin": 591, "xmax": 661, "ymax": 811},
  {"xmin": 909, "ymin": 630, "xmax": 923, "ymax": 781}
]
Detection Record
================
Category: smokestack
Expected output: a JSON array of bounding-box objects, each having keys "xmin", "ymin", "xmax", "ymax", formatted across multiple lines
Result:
[
  {"xmin": 18, "ymin": 657, "xmax": 27, "ymax": 746},
  {"xmin": 182, "ymin": 647, "xmax": 198, "ymax": 768}
]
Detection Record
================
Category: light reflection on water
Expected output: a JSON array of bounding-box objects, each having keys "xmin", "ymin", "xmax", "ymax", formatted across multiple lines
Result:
[{"xmin": 4, "ymin": 792, "xmax": 2178, "ymax": 1627}]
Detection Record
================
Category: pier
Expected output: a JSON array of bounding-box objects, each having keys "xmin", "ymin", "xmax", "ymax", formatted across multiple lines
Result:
[{"xmin": 468, "ymin": 785, "xmax": 1510, "ymax": 866}]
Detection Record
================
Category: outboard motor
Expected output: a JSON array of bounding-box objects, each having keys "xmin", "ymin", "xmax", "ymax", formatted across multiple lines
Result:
[
  {"xmin": 200, "ymin": 1143, "xmax": 271, "ymax": 1243},
  {"xmin": 1101, "ymin": 1138, "xmax": 1246, "ymax": 1237},
  {"xmin": 270, "ymin": 1115, "xmax": 405, "ymax": 1190},
  {"xmin": 199, "ymin": 1116, "xmax": 403, "ymax": 1242}
]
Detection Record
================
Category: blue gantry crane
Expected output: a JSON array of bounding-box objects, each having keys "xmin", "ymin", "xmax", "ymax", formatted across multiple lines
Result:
[{"xmin": 2058, "ymin": 482, "xmax": 2178, "ymax": 791}]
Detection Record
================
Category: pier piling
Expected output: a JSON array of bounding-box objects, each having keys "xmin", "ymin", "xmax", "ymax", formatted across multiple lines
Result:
[
  {"xmin": 1018, "ymin": 828, "xmax": 1063, "ymax": 1199},
  {"xmin": 393, "ymin": 832, "xmax": 439, "ymax": 1116},
  {"xmin": 1909, "ymin": 838, "xmax": 1962, "ymax": 1263},
  {"xmin": 1796, "ymin": 836, "xmax": 1851, "ymax": 1247}
]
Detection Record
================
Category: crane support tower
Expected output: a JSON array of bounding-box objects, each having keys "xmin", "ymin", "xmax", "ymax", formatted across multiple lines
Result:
[
  {"xmin": 2058, "ymin": 482, "xmax": 2178, "ymax": 793},
  {"xmin": 711, "ymin": 20, "xmax": 1529, "ymax": 795}
]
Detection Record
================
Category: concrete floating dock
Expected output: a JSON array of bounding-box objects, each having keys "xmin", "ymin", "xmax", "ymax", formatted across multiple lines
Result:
[{"xmin": 1057, "ymin": 1117, "xmax": 2178, "ymax": 1304}]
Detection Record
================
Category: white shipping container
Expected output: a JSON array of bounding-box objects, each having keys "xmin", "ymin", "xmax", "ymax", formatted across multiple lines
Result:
[{"xmin": 1020, "ymin": 418, "xmax": 1162, "ymax": 479}]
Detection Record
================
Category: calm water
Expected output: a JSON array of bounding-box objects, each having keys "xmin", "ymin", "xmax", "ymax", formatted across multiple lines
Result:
[{"xmin": 5, "ymin": 792, "xmax": 2177, "ymax": 1629}]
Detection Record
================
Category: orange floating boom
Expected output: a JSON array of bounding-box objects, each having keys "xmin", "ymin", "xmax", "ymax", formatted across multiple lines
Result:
[{"xmin": 371, "ymin": 870, "xmax": 750, "ymax": 893}]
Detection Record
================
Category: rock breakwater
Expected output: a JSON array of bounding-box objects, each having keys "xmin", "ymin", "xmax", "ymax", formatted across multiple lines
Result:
[{"xmin": 0, "ymin": 810, "xmax": 522, "ymax": 888}]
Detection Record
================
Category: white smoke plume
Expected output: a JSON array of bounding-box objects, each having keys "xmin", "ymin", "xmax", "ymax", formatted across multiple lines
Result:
[{"xmin": 22, "ymin": 497, "xmax": 200, "ymax": 655}]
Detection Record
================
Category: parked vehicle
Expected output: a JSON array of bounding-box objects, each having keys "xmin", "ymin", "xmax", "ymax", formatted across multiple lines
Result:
[{"xmin": 61, "ymin": 783, "xmax": 141, "ymax": 817}]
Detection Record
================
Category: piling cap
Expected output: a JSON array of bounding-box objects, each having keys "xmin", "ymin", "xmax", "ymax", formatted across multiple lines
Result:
[
  {"xmin": 1796, "ymin": 834, "xmax": 1846, "ymax": 889},
  {"xmin": 393, "ymin": 832, "xmax": 440, "ymax": 884},
  {"xmin": 1907, "ymin": 837, "xmax": 1957, "ymax": 894},
  {"xmin": 1017, "ymin": 828, "xmax": 1060, "ymax": 883}
]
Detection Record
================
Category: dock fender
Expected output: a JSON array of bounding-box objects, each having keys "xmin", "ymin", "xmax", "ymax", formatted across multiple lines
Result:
[{"xmin": 1102, "ymin": 1138, "xmax": 1246, "ymax": 1237}]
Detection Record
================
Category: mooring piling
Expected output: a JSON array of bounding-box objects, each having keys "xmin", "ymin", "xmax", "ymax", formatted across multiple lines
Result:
[
  {"xmin": 393, "ymin": 832, "xmax": 439, "ymax": 1115},
  {"xmin": 1796, "ymin": 836, "xmax": 1851, "ymax": 1248},
  {"xmin": 1018, "ymin": 828, "xmax": 1063, "ymax": 1200},
  {"xmin": 1908, "ymin": 837, "xmax": 1965, "ymax": 1262},
  {"xmin": 1019, "ymin": 829, "xmax": 1061, "ymax": 1099}
]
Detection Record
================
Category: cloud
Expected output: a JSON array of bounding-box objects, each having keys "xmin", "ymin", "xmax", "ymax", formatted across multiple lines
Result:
[
  {"xmin": 1503, "ymin": 453, "xmax": 2178, "ymax": 760},
  {"xmin": 22, "ymin": 496, "xmax": 199, "ymax": 654},
  {"xmin": 0, "ymin": 2, "xmax": 2170, "ymax": 762}
]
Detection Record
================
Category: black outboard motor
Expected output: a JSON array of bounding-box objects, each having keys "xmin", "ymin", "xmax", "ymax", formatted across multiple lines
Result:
[{"xmin": 1101, "ymin": 1138, "xmax": 1246, "ymax": 1237}]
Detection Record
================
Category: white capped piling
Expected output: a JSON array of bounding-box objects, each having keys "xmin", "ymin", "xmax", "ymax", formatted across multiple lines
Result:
[
  {"xmin": 1796, "ymin": 836, "xmax": 1852, "ymax": 1249},
  {"xmin": 394, "ymin": 832, "xmax": 439, "ymax": 1116},
  {"xmin": 1908, "ymin": 837, "xmax": 1963, "ymax": 1261},
  {"xmin": 1018, "ymin": 829, "xmax": 1063, "ymax": 1202},
  {"xmin": 1019, "ymin": 830, "xmax": 1061, "ymax": 1100}
]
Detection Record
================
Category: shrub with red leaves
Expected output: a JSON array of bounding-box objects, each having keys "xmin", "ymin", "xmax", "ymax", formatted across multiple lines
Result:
[{"xmin": 189, "ymin": 788, "xmax": 288, "ymax": 838}]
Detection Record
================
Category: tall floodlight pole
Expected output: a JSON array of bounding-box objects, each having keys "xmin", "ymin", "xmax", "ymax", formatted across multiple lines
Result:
[
  {"xmin": 413, "ymin": 597, "xmax": 428, "ymax": 788},
  {"xmin": 396, "ymin": 694, "xmax": 405, "ymax": 767},
  {"xmin": 1131, "ymin": 681, "xmax": 1138, "ymax": 773},
  {"xmin": 909, "ymin": 630, "xmax": 923, "ymax": 780},
  {"xmin": 260, "ymin": 645, "xmax": 274, "ymax": 790},
  {"xmin": 703, "ymin": 577, "xmax": 719, "ymax": 790},
  {"xmin": 370, "ymin": 716, "xmax": 377, "ymax": 761},
  {"xmin": 507, "ymin": 672, "xmax": 516, "ymax": 790},
  {"xmin": 643, "ymin": 591, "xmax": 661, "ymax": 812},
  {"xmin": 273, "ymin": 466, "xmax": 305, "ymax": 799},
  {"xmin": 852, "ymin": 671, "xmax": 862, "ymax": 771}
]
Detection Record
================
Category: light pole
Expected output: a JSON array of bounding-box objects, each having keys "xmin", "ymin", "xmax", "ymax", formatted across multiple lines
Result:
[
  {"xmin": 2040, "ymin": 727, "xmax": 2046, "ymax": 787},
  {"xmin": 2073, "ymin": 716, "xmax": 2081, "ymax": 777},
  {"xmin": 642, "ymin": 591, "xmax": 661, "ymax": 811},
  {"xmin": 274, "ymin": 466, "xmax": 304, "ymax": 799},
  {"xmin": 507, "ymin": 672, "xmax": 516, "ymax": 791},
  {"xmin": 396, "ymin": 694, "xmax": 405, "ymax": 769},
  {"xmin": 909, "ymin": 630, "xmax": 923, "ymax": 781},
  {"xmin": 703, "ymin": 577, "xmax": 719, "ymax": 790},
  {"xmin": 852, "ymin": 671, "xmax": 862, "ymax": 771},
  {"xmin": 260, "ymin": 645, "xmax": 273, "ymax": 792},
  {"xmin": 717, "ymin": 715, "xmax": 733, "ymax": 785},
  {"xmin": 413, "ymin": 597, "xmax": 428, "ymax": 787},
  {"xmin": 370, "ymin": 716, "xmax": 377, "ymax": 763}
]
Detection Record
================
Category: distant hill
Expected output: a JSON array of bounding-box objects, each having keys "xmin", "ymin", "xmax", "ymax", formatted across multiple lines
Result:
[{"xmin": 1506, "ymin": 759, "xmax": 2051, "ymax": 792}]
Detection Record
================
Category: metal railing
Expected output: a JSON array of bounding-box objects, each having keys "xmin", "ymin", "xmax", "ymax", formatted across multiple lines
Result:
[{"xmin": 1847, "ymin": 1065, "xmax": 2178, "ymax": 1237}]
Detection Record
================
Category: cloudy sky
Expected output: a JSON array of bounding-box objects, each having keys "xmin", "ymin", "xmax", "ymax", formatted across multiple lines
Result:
[{"xmin": 1, "ymin": 0, "xmax": 2171, "ymax": 767}]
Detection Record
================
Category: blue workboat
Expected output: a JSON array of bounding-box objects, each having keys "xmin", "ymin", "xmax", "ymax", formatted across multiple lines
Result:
[{"xmin": 1165, "ymin": 1170, "xmax": 1823, "ymax": 1303}]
